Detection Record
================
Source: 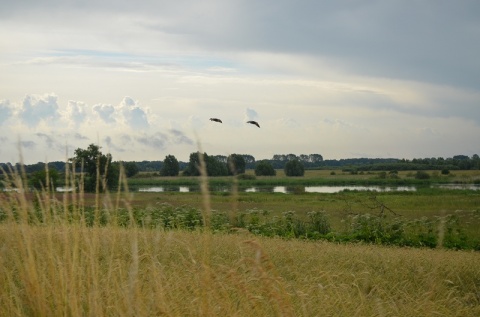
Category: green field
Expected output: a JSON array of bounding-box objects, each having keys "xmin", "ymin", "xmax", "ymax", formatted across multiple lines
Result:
[{"xmin": 128, "ymin": 169, "xmax": 480, "ymax": 186}]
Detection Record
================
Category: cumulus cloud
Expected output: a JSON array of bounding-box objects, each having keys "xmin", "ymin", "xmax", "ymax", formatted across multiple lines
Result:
[
  {"xmin": 93, "ymin": 104, "xmax": 116, "ymax": 124},
  {"xmin": 0, "ymin": 100, "xmax": 13, "ymax": 124},
  {"xmin": 19, "ymin": 94, "xmax": 59, "ymax": 127},
  {"xmin": 119, "ymin": 96, "xmax": 149, "ymax": 129},
  {"xmin": 65, "ymin": 100, "xmax": 88, "ymax": 127}
]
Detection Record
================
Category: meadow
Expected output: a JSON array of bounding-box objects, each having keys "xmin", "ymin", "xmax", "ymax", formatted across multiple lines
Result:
[{"xmin": 0, "ymin": 167, "xmax": 479, "ymax": 316}]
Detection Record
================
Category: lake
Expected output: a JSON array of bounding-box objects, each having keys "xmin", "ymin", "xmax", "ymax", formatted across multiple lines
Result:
[{"xmin": 134, "ymin": 184, "xmax": 480, "ymax": 194}]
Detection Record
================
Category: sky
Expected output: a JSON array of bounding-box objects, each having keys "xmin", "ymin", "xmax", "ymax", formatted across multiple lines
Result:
[{"xmin": 1, "ymin": 0, "xmax": 479, "ymax": 164}]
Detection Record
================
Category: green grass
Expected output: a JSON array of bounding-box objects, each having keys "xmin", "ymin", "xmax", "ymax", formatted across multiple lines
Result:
[{"xmin": 127, "ymin": 169, "xmax": 480, "ymax": 188}]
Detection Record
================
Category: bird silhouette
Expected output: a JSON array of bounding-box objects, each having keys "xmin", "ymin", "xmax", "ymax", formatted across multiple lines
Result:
[
  {"xmin": 210, "ymin": 118, "xmax": 222, "ymax": 123},
  {"xmin": 247, "ymin": 120, "xmax": 260, "ymax": 128}
]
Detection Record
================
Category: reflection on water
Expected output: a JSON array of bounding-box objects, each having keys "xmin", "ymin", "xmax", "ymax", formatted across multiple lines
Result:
[
  {"xmin": 139, "ymin": 187, "xmax": 165, "ymax": 192},
  {"xmin": 305, "ymin": 185, "xmax": 416, "ymax": 193},
  {"xmin": 136, "ymin": 185, "xmax": 420, "ymax": 193},
  {"xmin": 179, "ymin": 186, "xmax": 189, "ymax": 192},
  {"xmin": 7, "ymin": 183, "xmax": 480, "ymax": 193},
  {"xmin": 56, "ymin": 187, "xmax": 75, "ymax": 192},
  {"xmin": 432, "ymin": 184, "xmax": 480, "ymax": 190}
]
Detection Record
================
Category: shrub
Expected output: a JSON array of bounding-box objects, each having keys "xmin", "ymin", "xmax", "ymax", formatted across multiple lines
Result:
[
  {"xmin": 415, "ymin": 171, "xmax": 430, "ymax": 179},
  {"xmin": 284, "ymin": 159, "xmax": 304, "ymax": 177},
  {"xmin": 255, "ymin": 160, "xmax": 276, "ymax": 176}
]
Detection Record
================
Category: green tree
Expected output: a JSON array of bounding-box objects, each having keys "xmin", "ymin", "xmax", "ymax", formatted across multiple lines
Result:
[
  {"xmin": 160, "ymin": 155, "xmax": 180, "ymax": 176},
  {"xmin": 206, "ymin": 155, "xmax": 228, "ymax": 176},
  {"xmin": 255, "ymin": 160, "xmax": 276, "ymax": 176},
  {"xmin": 284, "ymin": 159, "xmax": 305, "ymax": 177},
  {"xmin": 182, "ymin": 152, "xmax": 228, "ymax": 176},
  {"xmin": 182, "ymin": 152, "xmax": 202, "ymax": 176},
  {"xmin": 29, "ymin": 168, "xmax": 59, "ymax": 190},
  {"xmin": 123, "ymin": 161, "xmax": 139, "ymax": 178},
  {"xmin": 227, "ymin": 154, "xmax": 246, "ymax": 175},
  {"xmin": 70, "ymin": 144, "xmax": 119, "ymax": 192}
]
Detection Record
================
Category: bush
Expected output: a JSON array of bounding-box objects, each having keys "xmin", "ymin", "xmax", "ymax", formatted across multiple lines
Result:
[
  {"xmin": 377, "ymin": 171, "xmax": 387, "ymax": 179},
  {"xmin": 284, "ymin": 159, "xmax": 304, "ymax": 177},
  {"xmin": 415, "ymin": 171, "xmax": 430, "ymax": 179},
  {"xmin": 255, "ymin": 161, "xmax": 276, "ymax": 176}
]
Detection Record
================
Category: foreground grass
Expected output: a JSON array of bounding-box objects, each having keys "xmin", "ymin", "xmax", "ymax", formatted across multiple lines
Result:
[
  {"xmin": 1, "ymin": 164, "xmax": 479, "ymax": 316},
  {"xmin": 1, "ymin": 224, "xmax": 479, "ymax": 316}
]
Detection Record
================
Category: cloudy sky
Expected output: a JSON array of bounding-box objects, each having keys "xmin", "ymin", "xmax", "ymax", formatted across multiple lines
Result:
[{"xmin": 1, "ymin": 0, "xmax": 479, "ymax": 164}]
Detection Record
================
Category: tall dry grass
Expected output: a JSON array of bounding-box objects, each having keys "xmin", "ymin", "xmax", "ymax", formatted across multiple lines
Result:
[{"xmin": 0, "ymin": 161, "xmax": 479, "ymax": 316}]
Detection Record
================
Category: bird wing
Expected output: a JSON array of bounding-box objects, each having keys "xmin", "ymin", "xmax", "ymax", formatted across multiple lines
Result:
[{"xmin": 247, "ymin": 121, "xmax": 260, "ymax": 128}]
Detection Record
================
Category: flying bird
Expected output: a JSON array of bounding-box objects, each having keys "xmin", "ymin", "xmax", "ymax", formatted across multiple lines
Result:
[
  {"xmin": 247, "ymin": 120, "xmax": 260, "ymax": 128},
  {"xmin": 210, "ymin": 118, "xmax": 222, "ymax": 123}
]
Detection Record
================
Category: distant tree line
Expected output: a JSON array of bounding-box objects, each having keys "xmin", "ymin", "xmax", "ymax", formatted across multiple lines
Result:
[{"xmin": 2, "ymin": 151, "xmax": 479, "ymax": 179}]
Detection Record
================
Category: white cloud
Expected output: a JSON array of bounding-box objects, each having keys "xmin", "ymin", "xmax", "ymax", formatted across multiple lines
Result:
[
  {"xmin": 65, "ymin": 100, "xmax": 88, "ymax": 127},
  {"xmin": 18, "ymin": 94, "xmax": 60, "ymax": 127},
  {"xmin": 0, "ymin": 100, "xmax": 13, "ymax": 124},
  {"xmin": 119, "ymin": 97, "xmax": 150, "ymax": 129},
  {"xmin": 93, "ymin": 104, "xmax": 116, "ymax": 124}
]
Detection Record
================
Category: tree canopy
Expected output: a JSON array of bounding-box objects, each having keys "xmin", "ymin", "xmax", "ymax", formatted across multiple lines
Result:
[
  {"xmin": 255, "ymin": 160, "xmax": 276, "ymax": 176},
  {"xmin": 182, "ymin": 152, "xmax": 229, "ymax": 176},
  {"xmin": 70, "ymin": 144, "xmax": 119, "ymax": 192},
  {"xmin": 160, "ymin": 155, "xmax": 180, "ymax": 176},
  {"xmin": 284, "ymin": 159, "xmax": 305, "ymax": 177},
  {"xmin": 227, "ymin": 154, "xmax": 246, "ymax": 175},
  {"xmin": 29, "ymin": 168, "xmax": 59, "ymax": 190}
]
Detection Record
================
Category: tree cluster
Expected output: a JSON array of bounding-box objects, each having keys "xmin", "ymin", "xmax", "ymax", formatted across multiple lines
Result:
[
  {"xmin": 270, "ymin": 153, "xmax": 323, "ymax": 168},
  {"xmin": 70, "ymin": 144, "xmax": 119, "ymax": 192},
  {"xmin": 182, "ymin": 152, "xmax": 246, "ymax": 176}
]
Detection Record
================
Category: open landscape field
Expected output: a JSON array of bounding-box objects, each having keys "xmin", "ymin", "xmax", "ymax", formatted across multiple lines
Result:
[
  {"xmin": 128, "ymin": 169, "xmax": 480, "ymax": 187},
  {"xmin": 1, "ymin": 169, "xmax": 479, "ymax": 316}
]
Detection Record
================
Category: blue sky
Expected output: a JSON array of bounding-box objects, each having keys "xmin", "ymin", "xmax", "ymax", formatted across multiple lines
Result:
[{"xmin": 1, "ymin": 0, "xmax": 479, "ymax": 164}]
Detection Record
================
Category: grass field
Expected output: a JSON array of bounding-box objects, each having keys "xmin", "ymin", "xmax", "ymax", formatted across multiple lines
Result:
[
  {"xmin": 1, "ymin": 225, "xmax": 479, "ymax": 316},
  {"xmin": 129, "ymin": 169, "xmax": 480, "ymax": 186},
  {"xmin": 1, "ymin": 168, "xmax": 479, "ymax": 315}
]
